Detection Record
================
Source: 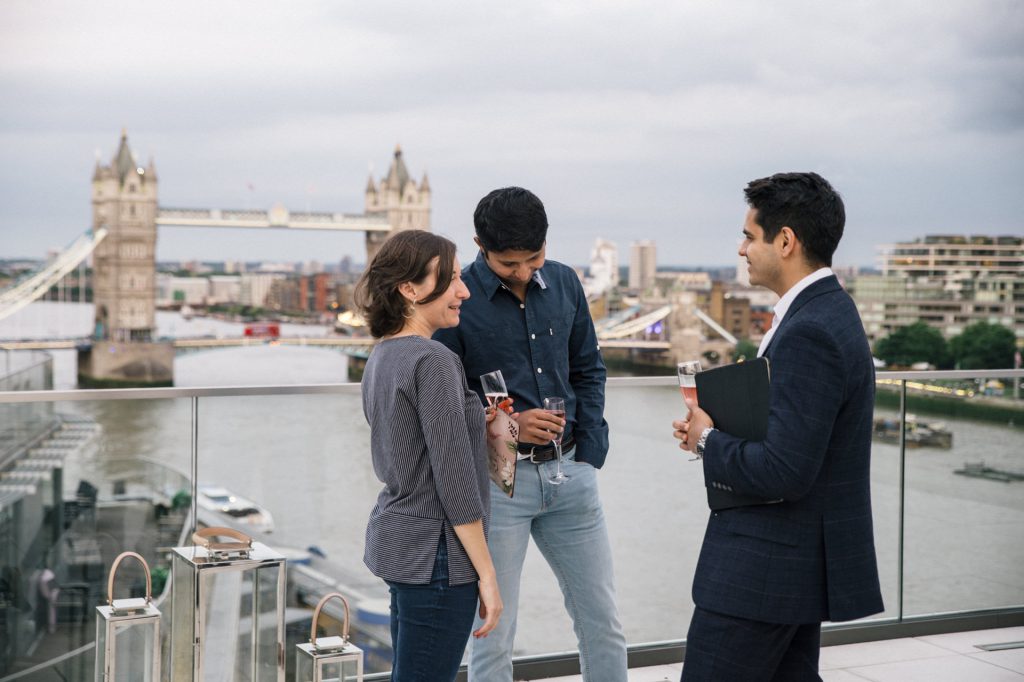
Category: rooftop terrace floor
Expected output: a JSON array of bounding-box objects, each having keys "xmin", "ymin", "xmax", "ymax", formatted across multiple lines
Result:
[{"xmin": 538, "ymin": 626, "xmax": 1024, "ymax": 681}]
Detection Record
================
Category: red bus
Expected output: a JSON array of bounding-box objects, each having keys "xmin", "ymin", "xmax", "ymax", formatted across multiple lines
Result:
[{"xmin": 244, "ymin": 322, "xmax": 280, "ymax": 338}]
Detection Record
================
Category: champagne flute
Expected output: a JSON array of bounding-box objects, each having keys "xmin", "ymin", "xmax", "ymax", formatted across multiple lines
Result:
[
  {"xmin": 480, "ymin": 370, "xmax": 508, "ymax": 412},
  {"xmin": 543, "ymin": 397, "xmax": 570, "ymax": 485},
  {"xmin": 677, "ymin": 360, "xmax": 702, "ymax": 413},
  {"xmin": 677, "ymin": 361, "xmax": 702, "ymax": 461}
]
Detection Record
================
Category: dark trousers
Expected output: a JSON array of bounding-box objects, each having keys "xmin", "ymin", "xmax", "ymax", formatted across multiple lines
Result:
[
  {"xmin": 682, "ymin": 606, "xmax": 822, "ymax": 682},
  {"xmin": 386, "ymin": 537, "xmax": 479, "ymax": 682}
]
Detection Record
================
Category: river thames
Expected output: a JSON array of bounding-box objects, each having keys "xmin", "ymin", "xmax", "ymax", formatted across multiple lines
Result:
[{"xmin": 2, "ymin": 301, "xmax": 1023, "ymax": 658}]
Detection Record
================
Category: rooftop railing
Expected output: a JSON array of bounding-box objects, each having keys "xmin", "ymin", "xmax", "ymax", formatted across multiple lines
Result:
[{"xmin": 0, "ymin": 369, "xmax": 1022, "ymax": 681}]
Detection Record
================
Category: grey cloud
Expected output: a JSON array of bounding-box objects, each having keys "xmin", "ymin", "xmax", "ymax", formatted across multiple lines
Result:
[{"xmin": 1, "ymin": 0, "xmax": 1021, "ymax": 269}]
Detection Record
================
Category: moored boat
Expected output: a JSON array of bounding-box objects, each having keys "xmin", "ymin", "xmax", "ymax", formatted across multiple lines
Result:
[
  {"xmin": 197, "ymin": 484, "xmax": 275, "ymax": 533},
  {"xmin": 873, "ymin": 414, "xmax": 953, "ymax": 449}
]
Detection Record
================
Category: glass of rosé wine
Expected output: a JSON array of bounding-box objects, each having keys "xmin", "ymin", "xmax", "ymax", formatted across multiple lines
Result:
[
  {"xmin": 542, "ymin": 396, "xmax": 569, "ymax": 485},
  {"xmin": 677, "ymin": 360, "xmax": 702, "ymax": 414},
  {"xmin": 480, "ymin": 370, "xmax": 508, "ymax": 413}
]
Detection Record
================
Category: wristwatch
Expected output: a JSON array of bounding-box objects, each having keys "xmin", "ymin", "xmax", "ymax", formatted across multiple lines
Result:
[{"xmin": 695, "ymin": 427, "xmax": 715, "ymax": 458}]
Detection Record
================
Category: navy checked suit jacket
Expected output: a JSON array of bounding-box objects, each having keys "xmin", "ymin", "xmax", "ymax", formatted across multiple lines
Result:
[{"xmin": 693, "ymin": 275, "xmax": 884, "ymax": 624}]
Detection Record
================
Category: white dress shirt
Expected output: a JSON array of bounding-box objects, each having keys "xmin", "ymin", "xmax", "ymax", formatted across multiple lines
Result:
[{"xmin": 757, "ymin": 267, "xmax": 834, "ymax": 357}]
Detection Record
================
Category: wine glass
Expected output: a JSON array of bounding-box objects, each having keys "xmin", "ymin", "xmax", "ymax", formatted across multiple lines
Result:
[
  {"xmin": 480, "ymin": 370, "xmax": 508, "ymax": 411},
  {"xmin": 677, "ymin": 360, "xmax": 703, "ymax": 414},
  {"xmin": 542, "ymin": 397, "xmax": 569, "ymax": 485},
  {"xmin": 677, "ymin": 361, "xmax": 702, "ymax": 461}
]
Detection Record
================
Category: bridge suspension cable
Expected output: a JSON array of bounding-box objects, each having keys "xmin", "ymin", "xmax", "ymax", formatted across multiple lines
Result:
[
  {"xmin": 0, "ymin": 227, "xmax": 107, "ymax": 322},
  {"xmin": 692, "ymin": 308, "xmax": 738, "ymax": 346},
  {"xmin": 596, "ymin": 304, "xmax": 738, "ymax": 346},
  {"xmin": 598, "ymin": 305, "xmax": 672, "ymax": 340}
]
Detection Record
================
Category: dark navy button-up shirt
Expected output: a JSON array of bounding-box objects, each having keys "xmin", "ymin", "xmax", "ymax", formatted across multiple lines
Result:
[{"xmin": 434, "ymin": 251, "xmax": 610, "ymax": 468}]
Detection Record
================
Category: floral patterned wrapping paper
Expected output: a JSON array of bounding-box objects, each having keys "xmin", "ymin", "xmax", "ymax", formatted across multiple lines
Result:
[{"xmin": 486, "ymin": 408, "xmax": 519, "ymax": 497}]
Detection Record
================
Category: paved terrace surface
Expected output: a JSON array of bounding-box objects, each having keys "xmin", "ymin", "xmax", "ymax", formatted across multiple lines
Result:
[{"xmin": 537, "ymin": 626, "xmax": 1024, "ymax": 681}]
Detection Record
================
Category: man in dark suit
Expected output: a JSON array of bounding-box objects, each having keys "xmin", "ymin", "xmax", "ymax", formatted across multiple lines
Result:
[{"xmin": 673, "ymin": 172, "xmax": 883, "ymax": 681}]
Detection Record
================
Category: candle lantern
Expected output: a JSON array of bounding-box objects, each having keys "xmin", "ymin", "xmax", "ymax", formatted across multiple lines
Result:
[
  {"xmin": 94, "ymin": 551, "xmax": 161, "ymax": 681},
  {"xmin": 296, "ymin": 592, "xmax": 364, "ymax": 682},
  {"xmin": 169, "ymin": 526, "xmax": 286, "ymax": 681}
]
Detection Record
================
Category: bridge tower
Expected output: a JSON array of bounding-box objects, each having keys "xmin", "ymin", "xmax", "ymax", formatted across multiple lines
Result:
[
  {"xmin": 364, "ymin": 145, "xmax": 431, "ymax": 261},
  {"xmin": 666, "ymin": 290, "xmax": 703, "ymax": 365},
  {"xmin": 79, "ymin": 131, "xmax": 173, "ymax": 386}
]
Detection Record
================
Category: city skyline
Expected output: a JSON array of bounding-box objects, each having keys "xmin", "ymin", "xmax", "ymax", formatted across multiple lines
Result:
[{"xmin": 1, "ymin": 1, "xmax": 1021, "ymax": 269}]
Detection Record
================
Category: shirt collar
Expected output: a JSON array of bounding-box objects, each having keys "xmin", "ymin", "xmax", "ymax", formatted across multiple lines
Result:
[
  {"xmin": 471, "ymin": 250, "xmax": 548, "ymax": 301},
  {"xmin": 772, "ymin": 267, "xmax": 833, "ymax": 326}
]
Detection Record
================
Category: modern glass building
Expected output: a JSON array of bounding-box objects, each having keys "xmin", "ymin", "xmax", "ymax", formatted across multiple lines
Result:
[{"xmin": 852, "ymin": 235, "xmax": 1023, "ymax": 343}]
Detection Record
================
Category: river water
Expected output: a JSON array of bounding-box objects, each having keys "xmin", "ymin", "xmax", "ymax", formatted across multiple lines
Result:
[{"xmin": 3, "ymin": 302, "xmax": 1023, "ymax": 658}]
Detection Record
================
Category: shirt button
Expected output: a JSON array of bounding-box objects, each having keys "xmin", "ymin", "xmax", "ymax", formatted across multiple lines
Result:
[
  {"xmin": 530, "ymin": 333, "xmax": 536, "ymax": 340},
  {"xmin": 537, "ymin": 368, "xmax": 543, "ymax": 374},
  {"xmin": 519, "ymin": 303, "xmax": 525, "ymax": 309}
]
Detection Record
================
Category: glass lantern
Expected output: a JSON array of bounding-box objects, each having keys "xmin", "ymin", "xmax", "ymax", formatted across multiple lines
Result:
[
  {"xmin": 169, "ymin": 526, "xmax": 286, "ymax": 681},
  {"xmin": 296, "ymin": 592, "xmax": 364, "ymax": 682},
  {"xmin": 95, "ymin": 551, "xmax": 161, "ymax": 682}
]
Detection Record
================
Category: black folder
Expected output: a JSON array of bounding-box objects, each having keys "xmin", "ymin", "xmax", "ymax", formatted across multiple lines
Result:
[{"xmin": 694, "ymin": 357, "xmax": 780, "ymax": 510}]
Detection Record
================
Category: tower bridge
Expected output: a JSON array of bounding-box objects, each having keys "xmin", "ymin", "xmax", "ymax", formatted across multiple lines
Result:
[
  {"xmin": 0, "ymin": 131, "xmax": 431, "ymax": 387},
  {"xmin": 1, "ymin": 130, "xmax": 739, "ymax": 383}
]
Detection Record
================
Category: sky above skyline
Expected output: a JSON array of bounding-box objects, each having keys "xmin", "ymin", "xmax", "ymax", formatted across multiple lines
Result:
[{"xmin": 1, "ymin": 0, "xmax": 1021, "ymax": 269}]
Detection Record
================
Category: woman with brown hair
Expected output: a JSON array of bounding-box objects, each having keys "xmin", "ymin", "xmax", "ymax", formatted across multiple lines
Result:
[{"xmin": 355, "ymin": 229, "xmax": 501, "ymax": 681}]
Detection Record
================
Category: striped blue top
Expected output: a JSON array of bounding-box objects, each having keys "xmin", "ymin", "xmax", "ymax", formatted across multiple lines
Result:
[{"xmin": 361, "ymin": 335, "xmax": 490, "ymax": 585}]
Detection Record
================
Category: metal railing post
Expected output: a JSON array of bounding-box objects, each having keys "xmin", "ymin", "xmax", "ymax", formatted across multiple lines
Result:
[
  {"xmin": 191, "ymin": 395, "xmax": 199, "ymax": 535},
  {"xmin": 897, "ymin": 380, "xmax": 907, "ymax": 622}
]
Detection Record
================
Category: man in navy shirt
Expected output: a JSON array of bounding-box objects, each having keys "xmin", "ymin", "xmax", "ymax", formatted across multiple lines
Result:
[{"xmin": 435, "ymin": 187, "xmax": 627, "ymax": 682}]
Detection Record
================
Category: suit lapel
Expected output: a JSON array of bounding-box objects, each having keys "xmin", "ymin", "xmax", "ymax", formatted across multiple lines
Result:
[{"xmin": 763, "ymin": 275, "xmax": 842, "ymax": 357}]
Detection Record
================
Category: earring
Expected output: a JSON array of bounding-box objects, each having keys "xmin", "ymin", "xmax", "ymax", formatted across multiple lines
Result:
[{"xmin": 403, "ymin": 302, "xmax": 416, "ymax": 319}]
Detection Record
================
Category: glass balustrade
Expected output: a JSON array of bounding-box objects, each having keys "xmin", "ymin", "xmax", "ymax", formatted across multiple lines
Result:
[{"xmin": 0, "ymin": 370, "xmax": 1021, "ymax": 680}]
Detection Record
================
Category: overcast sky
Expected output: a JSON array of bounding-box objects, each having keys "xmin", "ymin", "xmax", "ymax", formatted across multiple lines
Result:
[{"xmin": 1, "ymin": 0, "xmax": 1021, "ymax": 269}]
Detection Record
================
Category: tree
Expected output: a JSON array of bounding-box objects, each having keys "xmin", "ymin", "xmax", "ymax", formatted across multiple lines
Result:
[
  {"xmin": 733, "ymin": 338, "xmax": 759, "ymax": 362},
  {"xmin": 949, "ymin": 322, "xmax": 1017, "ymax": 370},
  {"xmin": 874, "ymin": 322, "xmax": 951, "ymax": 368}
]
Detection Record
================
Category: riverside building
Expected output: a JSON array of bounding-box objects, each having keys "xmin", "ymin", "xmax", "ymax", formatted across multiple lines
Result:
[{"xmin": 851, "ymin": 234, "xmax": 1023, "ymax": 344}]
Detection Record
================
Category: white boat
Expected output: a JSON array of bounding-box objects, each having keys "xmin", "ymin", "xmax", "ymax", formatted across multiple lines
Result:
[{"xmin": 197, "ymin": 484, "xmax": 275, "ymax": 533}]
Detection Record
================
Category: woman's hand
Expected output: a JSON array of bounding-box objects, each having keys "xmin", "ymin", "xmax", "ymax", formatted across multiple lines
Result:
[
  {"xmin": 473, "ymin": 574, "xmax": 503, "ymax": 638},
  {"xmin": 484, "ymin": 397, "xmax": 514, "ymax": 423},
  {"xmin": 452, "ymin": 519, "xmax": 502, "ymax": 637}
]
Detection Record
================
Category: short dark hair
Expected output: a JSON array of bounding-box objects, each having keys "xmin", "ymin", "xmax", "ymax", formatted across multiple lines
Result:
[
  {"xmin": 744, "ymin": 172, "xmax": 845, "ymax": 267},
  {"xmin": 354, "ymin": 230, "xmax": 456, "ymax": 338},
  {"xmin": 473, "ymin": 187, "xmax": 548, "ymax": 252}
]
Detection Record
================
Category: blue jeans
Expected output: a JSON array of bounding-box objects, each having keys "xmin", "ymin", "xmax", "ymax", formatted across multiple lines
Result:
[
  {"xmin": 387, "ymin": 537, "xmax": 479, "ymax": 682},
  {"xmin": 468, "ymin": 452, "xmax": 628, "ymax": 682}
]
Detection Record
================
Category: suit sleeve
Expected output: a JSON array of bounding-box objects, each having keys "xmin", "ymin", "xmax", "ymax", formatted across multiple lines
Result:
[
  {"xmin": 567, "ymin": 276, "xmax": 610, "ymax": 468},
  {"xmin": 702, "ymin": 320, "xmax": 845, "ymax": 501}
]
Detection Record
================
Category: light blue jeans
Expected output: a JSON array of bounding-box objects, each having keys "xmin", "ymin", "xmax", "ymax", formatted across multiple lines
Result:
[{"xmin": 468, "ymin": 451, "xmax": 628, "ymax": 682}]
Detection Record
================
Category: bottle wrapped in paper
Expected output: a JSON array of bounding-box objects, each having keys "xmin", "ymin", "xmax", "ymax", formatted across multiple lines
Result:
[{"xmin": 486, "ymin": 403, "xmax": 518, "ymax": 497}]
